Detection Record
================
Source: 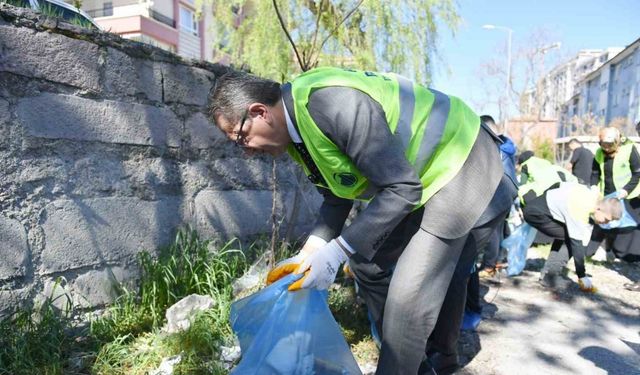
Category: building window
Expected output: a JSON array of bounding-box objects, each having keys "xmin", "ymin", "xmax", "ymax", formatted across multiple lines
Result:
[
  {"xmin": 180, "ymin": 6, "xmax": 198, "ymax": 36},
  {"xmin": 103, "ymin": 2, "xmax": 113, "ymax": 16}
]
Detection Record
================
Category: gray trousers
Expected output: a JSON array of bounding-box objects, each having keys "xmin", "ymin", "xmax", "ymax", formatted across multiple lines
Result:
[
  {"xmin": 349, "ymin": 197, "xmax": 509, "ymax": 374},
  {"xmin": 348, "ymin": 126, "xmax": 516, "ymax": 374}
]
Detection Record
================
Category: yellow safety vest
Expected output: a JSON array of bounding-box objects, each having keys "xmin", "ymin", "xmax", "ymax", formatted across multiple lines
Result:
[
  {"xmin": 288, "ymin": 67, "xmax": 480, "ymax": 208},
  {"xmin": 594, "ymin": 141, "xmax": 640, "ymax": 198}
]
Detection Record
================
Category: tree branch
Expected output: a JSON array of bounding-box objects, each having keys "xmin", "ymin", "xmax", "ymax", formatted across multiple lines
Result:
[
  {"xmin": 269, "ymin": 159, "xmax": 278, "ymax": 268},
  {"xmin": 315, "ymin": 0, "xmax": 365, "ymax": 62},
  {"xmin": 307, "ymin": 0, "xmax": 325, "ymax": 68},
  {"xmin": 272, "ymin": 0, "xmax": 306, "ymax": 71}
]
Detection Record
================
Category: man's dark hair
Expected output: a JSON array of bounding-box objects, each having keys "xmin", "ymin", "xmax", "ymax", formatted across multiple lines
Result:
[
  {"xmin": 517, "ymin": 150, "xmax": 535, "ymax": 165},
  {"xmin": 569, "ymin": 138, "xmax": 582, "ymax": 146},
  {"xmin": 480, "ymin": 115, "xmax": 496, "ymax": 127},
  {"xmin": 636, "ymin": 120, "xmax": 640, "ymax": 136},
  {"xmin": 208, "ymin": 71, "xmax": 281, "ymax": 131}
]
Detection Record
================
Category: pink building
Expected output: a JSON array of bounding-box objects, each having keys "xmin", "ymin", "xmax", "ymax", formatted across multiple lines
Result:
[{"xmin": 77, "ymin": 0, "xmax": 216, "ymax": 61}]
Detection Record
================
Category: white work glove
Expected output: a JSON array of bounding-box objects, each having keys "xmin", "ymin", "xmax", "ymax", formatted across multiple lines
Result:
[
  {"xmin": 616, "ymin": 189, "xmax": 629, "ymax": 199},
  {"xmin": 289, "ymin": 239, "xmax": 350, "ymax": 291},
  {"xmin": 578, "ymin": 276, "xmax": 597, "ymax": 293},
  {"xmin": 266, "ymin": 236, "xmax": 327, "ymax": 285}
]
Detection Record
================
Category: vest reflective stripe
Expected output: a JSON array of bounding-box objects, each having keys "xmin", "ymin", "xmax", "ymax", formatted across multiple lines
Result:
[
  {"xmin": 414, "ymin": 89, "xmax": 451, "ymax": 173},
  {"xmin": 394, "ymin": 74, "xmax": 415, "ymax": 150},
  {"xmin": 595, "ymin": 142, "xmax": 640, "ymax": 198}
]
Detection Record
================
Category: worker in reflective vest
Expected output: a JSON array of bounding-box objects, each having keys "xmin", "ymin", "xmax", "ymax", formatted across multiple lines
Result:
[
  {"xmin": 209, "ymin": 67, "xmax": 517, "ymax": 374},
  {"xmin": 522, "ymin": 181, "xmax": 622, "ymax": 293},
  {"xmin": 517, "ymin": 152, "xmax": 576, "ymax": 205},
  {"xmin": 590, "ymin": 126, "xmax": 640, "ymax": 274},
  {"xmin": 592, "ymin": 127, "xmax": 640, "ymax": 199}
]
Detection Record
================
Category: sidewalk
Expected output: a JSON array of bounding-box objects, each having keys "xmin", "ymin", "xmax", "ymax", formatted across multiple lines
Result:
[{"xmin": 457, "ymin": 248, "xmax": 640, "ymax": 375}]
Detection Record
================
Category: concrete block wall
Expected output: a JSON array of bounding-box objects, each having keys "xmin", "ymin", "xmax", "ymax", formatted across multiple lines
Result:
[{"xmin": 0, "ymin": 4, "xmax": 321, "ymax": 315}]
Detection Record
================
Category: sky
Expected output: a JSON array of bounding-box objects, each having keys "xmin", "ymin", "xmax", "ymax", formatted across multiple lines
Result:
[{"xmin": 430, "ymin": 0, "xmax": 640, "ymax": 118}]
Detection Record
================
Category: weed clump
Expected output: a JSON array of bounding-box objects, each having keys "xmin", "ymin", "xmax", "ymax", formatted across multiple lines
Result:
[
  {"xmin": 91, "ymin": 227, "xmax": 247, "ymax": 374},
  {"xmin": 0, "ymin": 280, "xmax": 77, "ymax": 375},
  {"xmin": 0, "ymin": 228, "xmax": 378, "ymax": 374},
  {"xmin": 0, "ymin": 227, "xmax": 247, "ymax": 374}
]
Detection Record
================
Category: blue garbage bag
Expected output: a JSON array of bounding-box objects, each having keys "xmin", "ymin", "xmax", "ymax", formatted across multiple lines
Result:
[
  {"xmin": 598, "ymin": 192, "xmax": 638, "ymax": 230},
  {"xmin": 230, "ymin": 273, "xmax": 362, "ymax": 375},
  {"xmin": 502, "ymin": 223, "xmax": 537, "ymax": 276}
]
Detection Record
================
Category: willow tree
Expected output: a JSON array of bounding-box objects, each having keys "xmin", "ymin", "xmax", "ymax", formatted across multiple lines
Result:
[
  {"xmin": 211, "ymin": 0, "xmax": 460, "ymax": 84},
  {"xmin": 209, "ymin": 0, "xmax": 459, "ymax": 260}
]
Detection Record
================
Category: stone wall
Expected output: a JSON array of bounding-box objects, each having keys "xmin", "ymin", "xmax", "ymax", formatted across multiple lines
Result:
[{"xmin": 0, "ymin": 4, "xmax": 320, "ymax": 314}]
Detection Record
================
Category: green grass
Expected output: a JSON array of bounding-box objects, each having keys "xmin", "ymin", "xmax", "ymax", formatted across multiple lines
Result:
[
  {"xmin": 35, "ymin": 1, "xmax": 97, "ymax": 30},
  {"xmin": 0, "ymin": 279, "xmax": 87, "ymax": 375},
  {"xmin": 0, "ymin": 228, "xmax": 376, "ymax": 374},
  {"xmin": 0, "ymin": 227, "xmax": 248, "ymax": 374},
  {"xmin": 91, "ymin": 227, "xmax": 247, "ymax": 374},
  {"xmin": 328, "ymin": 280, "xmax": 372, "ymax": 345},
  {"xmin": 91, "ymin": 312, "xmax": 228, "ymax": 375}
]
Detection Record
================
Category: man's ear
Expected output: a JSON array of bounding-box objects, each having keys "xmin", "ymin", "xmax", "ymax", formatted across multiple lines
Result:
[{"xmin": 247, "ymin": 102, "xmax": 268, "ymax": 119}]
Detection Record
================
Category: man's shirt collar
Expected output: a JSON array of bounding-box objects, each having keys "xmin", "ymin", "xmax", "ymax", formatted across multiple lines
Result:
[{"xmin": 282, "ymin": 98, "xmax": 302, "ymax": 143}]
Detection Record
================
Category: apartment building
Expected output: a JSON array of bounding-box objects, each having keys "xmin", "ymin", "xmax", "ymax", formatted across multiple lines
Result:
[
  {"xmin": 560, "ymin": 38, "xmax": 640, "ymax": 137},
  {"xmin": 77, "ymin": 0, "xmax": 216, "ymax": 61},
  {"xmin": 520, "ymin": 48, "xmax": 622, "ymax": 121}
]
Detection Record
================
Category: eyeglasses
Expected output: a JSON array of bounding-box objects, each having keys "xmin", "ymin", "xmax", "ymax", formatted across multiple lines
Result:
[{"xmin": 235, "ymin": 110, "xmax": 249, "ymax": 147}]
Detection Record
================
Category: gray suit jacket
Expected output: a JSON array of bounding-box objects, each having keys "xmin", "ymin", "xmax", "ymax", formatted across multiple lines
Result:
[{"xmin": 282, "ymin": 84, "xmax": 511, "ymax": 261}]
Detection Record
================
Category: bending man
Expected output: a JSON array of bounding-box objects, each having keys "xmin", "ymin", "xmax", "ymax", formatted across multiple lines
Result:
[
  {"xmin": 522, "ymin": 181, "xmax": 622, "ymax": 292},
  {"xmin": 208, "ymin": 67, "xmax": 516, "ymax": 374}
]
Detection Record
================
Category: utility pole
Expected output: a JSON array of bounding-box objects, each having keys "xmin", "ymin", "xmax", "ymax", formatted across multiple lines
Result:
[{"xmin": 483, "ymin": 24, "xmax": 513, "ymax": 135}]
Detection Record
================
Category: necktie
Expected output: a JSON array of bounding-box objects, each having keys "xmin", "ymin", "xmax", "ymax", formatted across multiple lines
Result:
[{"xmin": 292, "ymin": 142, "xmax": 326, "ymax": 186}]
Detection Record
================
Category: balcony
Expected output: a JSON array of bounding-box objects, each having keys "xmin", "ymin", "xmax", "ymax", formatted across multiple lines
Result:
[
  {"xmin": 83, "ymin": 0, "xmax": 179, "ymax": 49},
  {"xmin": 149, "ymin": 9, "xmax": 174, "ymax": 28},
  {"xmin": 84, "ymin": 0, "xmax": 175, "ymax": 29}
]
